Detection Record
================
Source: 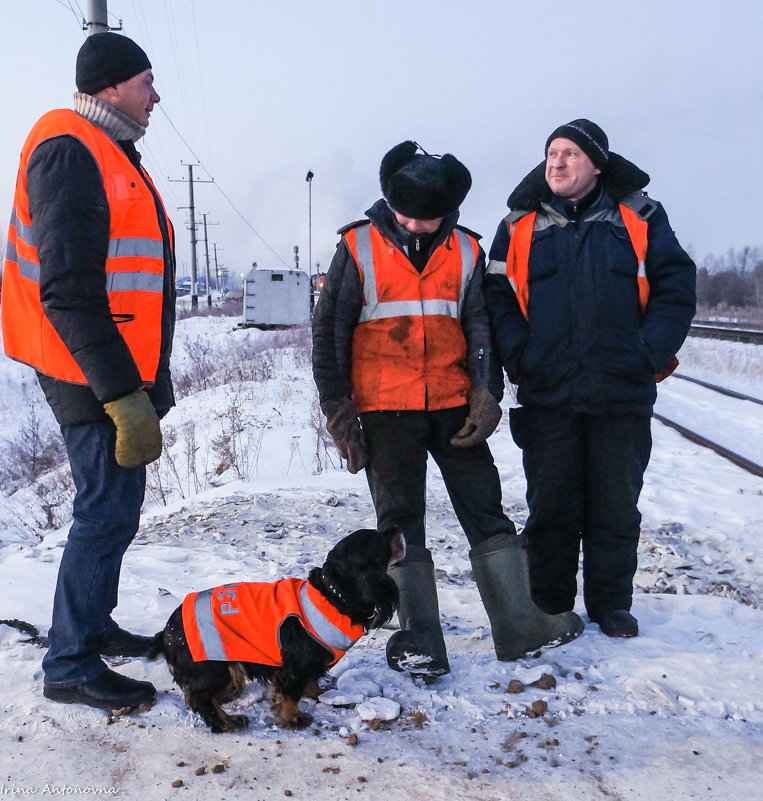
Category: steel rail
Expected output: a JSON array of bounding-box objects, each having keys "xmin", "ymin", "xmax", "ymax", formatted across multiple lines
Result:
[
  {"xmin": 652, "ymin": 413, "xmax": 763, "ymax": 477},
  {"xmin": 671, "ymin": 373, "xmax": 763, "ymax": 406},
  {"xmin": 688, "ymin": 324, "xmax": 763, "ymax": 344}
]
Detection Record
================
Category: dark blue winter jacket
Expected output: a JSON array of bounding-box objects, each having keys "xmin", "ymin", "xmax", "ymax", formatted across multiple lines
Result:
[{"xmin": 484, "ymin": 158, "xmax": 696, "ymax": 416}]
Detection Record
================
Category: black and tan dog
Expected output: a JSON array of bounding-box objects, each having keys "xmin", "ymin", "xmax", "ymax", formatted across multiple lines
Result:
[{"xmin": 147, "ymin": 527, "xmax": 404, "ymax": 733}]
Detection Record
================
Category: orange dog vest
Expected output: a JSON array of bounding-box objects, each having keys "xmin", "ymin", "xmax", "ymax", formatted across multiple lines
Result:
[{"xmin": 182, "ymin": 578, "xmax": 365, "ymax": 666}]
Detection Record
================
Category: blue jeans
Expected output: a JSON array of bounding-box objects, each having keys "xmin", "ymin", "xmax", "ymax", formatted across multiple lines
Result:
[{"xmin": 42, "ymin": 420, "xmax": 146, "ymax": 687}]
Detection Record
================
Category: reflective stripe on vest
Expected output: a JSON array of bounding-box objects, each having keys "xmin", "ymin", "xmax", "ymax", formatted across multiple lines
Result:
[
  {"xmin": 192, "ymin": 587, "xmax": 228, "ymax": 661},
  {"xmin": 503, "ymin": 206, "xmax": 649, "ymax": 320},
  {"xmin": 1, "ymin": 108, "xmax": 170, "ymax": 385},
  {"xmin": 354, "ymin": 225, "xmax": 475, "ymax": 323},
  {"xmin": 619, "ymin": 204, "xmax": 650, "ymax": 311},
  {"xmin": 299, "ymin": 582, "xmax": 358, "ymax": 653},
  {"xmin": 345, "ymin": 223, "xmax": 477, "ymax": 412}
]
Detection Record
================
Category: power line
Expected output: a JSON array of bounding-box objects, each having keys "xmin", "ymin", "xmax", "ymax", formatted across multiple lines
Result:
[
  {"xmin": 59, "ymin": 2, "xmax": 290, "ymax": 270},
  {"xmin": 189, "ymin": 0, "xmax": 213, "ymax": 166},
  {"xmin": 157, "ymin": 106, "xmax": 290, "ymax": 268},
  {"xmin": 53, "ymin": 0, "xmax": 84, "ymax": 26}
]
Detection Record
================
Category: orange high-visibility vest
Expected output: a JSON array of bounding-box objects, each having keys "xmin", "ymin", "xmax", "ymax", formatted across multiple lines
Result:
[
  {"xmin": 2, "ymin": 109, "xmax": 171, "ymax": 385},
  {"xmin": 505, "ymin": 205, "xmax": 649, "ymax": 320},
  {"xmin": 182, "ymin": 578, "xmax": 365, "ymax": 666},
  {"xmin": 345, "ymin": 223, "xmax": 480, "ymax": 412}
]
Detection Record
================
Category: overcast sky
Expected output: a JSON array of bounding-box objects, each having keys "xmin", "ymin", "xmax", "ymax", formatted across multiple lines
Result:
[{"xmin": 2, "ymin": 0, "xmax": 761, "ymax": 281}]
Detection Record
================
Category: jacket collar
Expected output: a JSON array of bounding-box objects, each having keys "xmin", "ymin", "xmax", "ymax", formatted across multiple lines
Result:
[
  {"xmin": 507, "ymin": 153, "xmax": 650, "ymax": 213},
  {"xmin": 365, "ymin": 198, "xmax": 460, "ymax": 259},
  {"xmin": 74, "ymin": 92, "xmax": 146, "ymax": 143}
]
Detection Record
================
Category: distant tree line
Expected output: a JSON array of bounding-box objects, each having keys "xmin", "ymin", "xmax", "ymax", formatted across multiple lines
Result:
[{"xmin": 695, "ymin": 246, "xmax": 763, "ymax": 313}]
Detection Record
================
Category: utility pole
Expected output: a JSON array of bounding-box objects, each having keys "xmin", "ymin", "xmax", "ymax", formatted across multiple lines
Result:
[
  {"xmin": 170, "ymin": 164, "xmax": 212, "ymax": 311},
  {"xmin": 200, "ymin": 213, "xmax": 219, "ymax": 308},
  {"xmin": 84, "ymin": 0, "xmax": 120, "ymax": 35},
  {"xmin": 305, "ymin": 170, "xmax": 314, "ymax": 282},
  {"xmin": 213, "ymin": 243, "xmax": 226, "ymax": 294}
]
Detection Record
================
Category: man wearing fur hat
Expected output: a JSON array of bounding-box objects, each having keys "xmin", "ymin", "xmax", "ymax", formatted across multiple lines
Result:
[
  {"xmin": 312, "ymin": 142, "xmax": 583, "ymax": 679},
  {"xmin": 2, "ymin": 33, "xmax": 176, "ymax": 710},
  {"xmin": 485, "ymin": 120, "xmax": 695, "ymax": 638}
]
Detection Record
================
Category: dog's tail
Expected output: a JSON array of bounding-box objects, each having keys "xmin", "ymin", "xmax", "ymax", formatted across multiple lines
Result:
[{"xmin": 145, "ymin": 631, "xmax": 166, "ymax": 661}]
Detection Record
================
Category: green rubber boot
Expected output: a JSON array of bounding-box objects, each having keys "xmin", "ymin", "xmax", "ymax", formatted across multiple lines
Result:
[
  {"xmin": 470, "ymin": 534, "xmax": 584, "ymax": 661},
  {"xmin": 386, "ymin": 547, "xmax": 450, "ymax": 679}
]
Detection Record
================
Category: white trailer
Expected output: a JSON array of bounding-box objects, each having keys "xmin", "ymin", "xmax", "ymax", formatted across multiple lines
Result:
[{"xmin": 240, "ymin": 267, "xmax": 311, "ymax": 328}]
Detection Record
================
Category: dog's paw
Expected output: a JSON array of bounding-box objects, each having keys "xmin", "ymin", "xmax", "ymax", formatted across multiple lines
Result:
[
  {"xmin": 211, "ymin": 713, "xmax": 249, "ymax": 734},
  {"xmin": 278, "ymin": 710, "xmax": 314, "ymax": 730}
]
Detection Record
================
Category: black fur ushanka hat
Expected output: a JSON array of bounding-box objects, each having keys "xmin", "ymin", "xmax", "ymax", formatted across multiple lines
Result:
[{"xmin": 380, "ymin": 141, "xmax": 472, "ymax": 220}]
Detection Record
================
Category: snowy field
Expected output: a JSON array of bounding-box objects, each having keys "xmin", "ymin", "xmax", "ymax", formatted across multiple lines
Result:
[{"xmin": 0, "ymin": 314, "xmax": 761, "ymax": 800}]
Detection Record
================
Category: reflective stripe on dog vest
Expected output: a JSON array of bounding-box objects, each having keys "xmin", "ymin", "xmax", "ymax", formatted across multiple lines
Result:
[
  {"xmin": 501, "ymin": 206, "xmax": 649, "ymax": 320},
  {"xmin": 298, "ymin": 582, "xmax": 358, "ymax": 652},
  {"xmin": 191, "ymin": 587, "xmax": 228, "ymax": 661},
  {"xmin": 182, "ymin": 579, "xmax": 364, "ymax": 666}
]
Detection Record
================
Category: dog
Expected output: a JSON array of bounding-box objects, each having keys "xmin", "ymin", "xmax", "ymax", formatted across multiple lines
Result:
[{"xmin": 147, "ymin": 527, "xmax": 404, "ymax": 733}]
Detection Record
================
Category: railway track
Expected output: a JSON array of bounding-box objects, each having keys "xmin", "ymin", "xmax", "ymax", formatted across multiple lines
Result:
[
  {"xmin": 654, "ymin": 374, "xmax": 763, "ymax": 477},
  {"xmin": 689, "ymin": 322, "xmax": 763, "ymax": 344}
]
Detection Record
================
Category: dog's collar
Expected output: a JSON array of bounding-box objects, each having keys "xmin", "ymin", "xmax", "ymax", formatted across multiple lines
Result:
[
  {"xmin": 320, "ymin": 570, "xmax": 348, "ymax": 606},
  {"xmin": 320, "ymin": 570, "xmax": 376, "ymax": 624}
]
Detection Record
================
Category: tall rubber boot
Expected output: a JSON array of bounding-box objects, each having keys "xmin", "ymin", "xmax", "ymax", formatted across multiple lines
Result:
[
  {"xmin": 386, "ymin": 546, "xmax": 450, "ymax": 679},
  {"xmin": 469, "ymin": 534, "xmax": 584, "ymax": 661}
]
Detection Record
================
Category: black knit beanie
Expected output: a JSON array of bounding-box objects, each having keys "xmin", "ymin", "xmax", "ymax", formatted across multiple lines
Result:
[
  {"xmin": 76, "ymin": 32, "xmax": 152, "ymax": 95},
  {"xmin": 380, "ymin": 141, "xmax": 472, "ymax": 219},
  {"xmin": 545, "ymin": 119, "xmax": 609, "ymax": 172}
]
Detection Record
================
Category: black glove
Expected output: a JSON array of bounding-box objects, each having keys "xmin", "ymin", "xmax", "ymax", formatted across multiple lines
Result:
[
  {"xmin": 450, "ymin": 386, "xmax": 503, "ymax": 448},
  {"xmin": 321, "ymin": 397, "xmax": 368, "ymax": 474}
]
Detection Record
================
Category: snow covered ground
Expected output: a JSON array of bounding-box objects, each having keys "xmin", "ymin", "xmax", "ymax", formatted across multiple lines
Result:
[{"xmin": 0, "ymin": 315, "xmax": 761, "ymax": 800}]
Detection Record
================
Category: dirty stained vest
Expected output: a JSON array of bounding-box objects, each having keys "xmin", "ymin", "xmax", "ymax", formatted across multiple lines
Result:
[{"xmin": 344, "ymin": 222, "xmax": 480, "ymax": 412}]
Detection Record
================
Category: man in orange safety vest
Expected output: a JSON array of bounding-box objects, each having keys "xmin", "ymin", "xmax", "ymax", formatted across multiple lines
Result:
[
  {"xmin": 485, "ymin": 119, "xmax": 696, "ymax": 638},
  {"xmin": 2, "ymin": 33, "xmax": 176, "ymax": 712}
]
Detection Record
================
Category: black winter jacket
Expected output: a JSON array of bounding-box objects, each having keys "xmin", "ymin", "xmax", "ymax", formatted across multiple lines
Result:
[
  {"xmin": 484, "ymin": 157, "xmax": 696, "ymax": 416},
  {"xmin": 25, "ymin": 130, "xmax": 176, "ymax": 426},
  {"xmin": 312, "ymin": 199, "xmax": 504, "ymax": 407}
]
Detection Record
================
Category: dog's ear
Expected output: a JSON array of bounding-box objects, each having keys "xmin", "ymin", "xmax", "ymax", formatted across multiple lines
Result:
[{"xmin": 381, "ymin": 527, "xmax": 406, "ymax": 567}]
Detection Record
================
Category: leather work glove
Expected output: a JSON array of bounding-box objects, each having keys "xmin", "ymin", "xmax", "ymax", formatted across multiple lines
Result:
[
  {"xmin": 321, "ymin": 397, "xmax": 368, "ymax": 474},
  {"xmin": 103, "ymin": 389, "xmax": 162, "ymax": 468},
  {"xmin": 450, "ymin": 386, "xmax": 503, "ymax": 448}
]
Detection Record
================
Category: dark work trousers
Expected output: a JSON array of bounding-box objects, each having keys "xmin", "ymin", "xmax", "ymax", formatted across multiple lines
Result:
[
  {"xmin": 42, "ymin": 420, "xmax": 146, "ymax": 687},
  {"xmin": 509, "ymin": 406, "xmax": 652, "ymax": 618},
  {"xmin": 360, "ymin": 407, "xmax": 516, "ymax": 552}
]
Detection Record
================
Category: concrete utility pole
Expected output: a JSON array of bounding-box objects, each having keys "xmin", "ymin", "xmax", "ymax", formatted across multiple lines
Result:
[
  {"xmin": 200, "ymin": 213, "xmax": 219, "ymax": 308},
  {"xmin": 85, "ymin": 0, "xmax": 121, "ymax": 35},
  {"xmin": 171, "ymin": 164, "xmax": 212, "ymax": 311},
  {"xmin": 213, "ymin": 243, "xmax": 226, "ymax": 294},
  {"xmin": 305, "ymin": 170, "xmax": 314, "ymax": 281}
]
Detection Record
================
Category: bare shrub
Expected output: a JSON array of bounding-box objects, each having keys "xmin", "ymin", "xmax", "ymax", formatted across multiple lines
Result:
[
  {"xmin": 310, "ymin": 393, "xmax": 339, "ymax": 474},
  {"xmin": 174, "ymin": 332, "xmax": 277, "ymax": 398},
  {"xmin": 209, "ymin": 386, "xmax": 266, "ymax": 482},
  {"xmin": 0, "ymin": 391, "xmax": 67, "ymax": 493}
]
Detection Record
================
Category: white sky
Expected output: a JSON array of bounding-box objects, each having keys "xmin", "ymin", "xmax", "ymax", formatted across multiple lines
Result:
[{"xmin": 2, "ymin": 0, "xmax": 761, "ymax": 280}]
